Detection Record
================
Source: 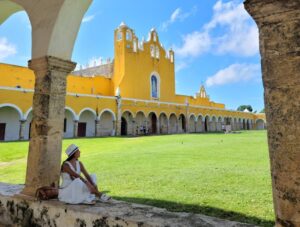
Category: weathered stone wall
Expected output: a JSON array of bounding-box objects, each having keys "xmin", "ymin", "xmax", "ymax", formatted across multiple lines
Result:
[{"xmin": 0, "ymin": 183, "xmax": 255, "ymax": 227}]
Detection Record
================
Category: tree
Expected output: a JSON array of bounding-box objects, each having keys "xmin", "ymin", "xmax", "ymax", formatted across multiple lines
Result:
[
  {"xmin": 260, "ymin": 108, "xmax": 265, "ymax": 113},
  {"xmin": 237, "ymin": 105, "xmax": 253, "ymax": 112}
]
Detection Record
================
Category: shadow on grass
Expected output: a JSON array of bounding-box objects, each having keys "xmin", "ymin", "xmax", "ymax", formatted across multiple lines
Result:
[{"xmin": 113, "ymin": 196, "xmax": 274, "ymax": 227}]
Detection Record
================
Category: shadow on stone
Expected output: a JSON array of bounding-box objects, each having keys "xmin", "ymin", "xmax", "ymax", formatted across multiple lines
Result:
[{"xmin": 113, "ymin": 196, "xmax": 274, "ymax": 227}]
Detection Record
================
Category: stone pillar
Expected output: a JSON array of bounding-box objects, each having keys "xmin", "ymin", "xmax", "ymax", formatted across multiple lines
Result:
[
  {"xmin": 186, "ymin": 103, "xmax": 190, "ymax": 134},
  {"xmin": 116, "ymin": 96, "xmax": 122, "ymax": 136},
  {"xmin": 245, "ymin": 1, "xmax": 300, "ymax": 225},
  {"xmin": 95, "ymin": 119, "xmax": 100, "ymax": 137},
  {"xmin": 185, "ymin": 117, "xmax": 189, "ymax": 133},
  {"xmin": 112, "ymin": 120, "xmax": 116, "ymax": 136},
  {"xmin": 21, "ymin": 56, "xmax": 76, "ymax": 196},
  {"xmin": 156, "ymin": 119, "xmax": 160, "ymax": 135},
  {"xmin": 19, "ymin": 120, "xmax": 26, "ymax": 140},
  {"xmin": 132, "ymin": 118, "xmax": 136, "ymax": 136},
  {"xmin": 73, "ymin": 120, "xmax": 79, "ymax": 138},
  {"xmin": 167, "ymin": 121, "xmax": 170, "ymax": 134}
]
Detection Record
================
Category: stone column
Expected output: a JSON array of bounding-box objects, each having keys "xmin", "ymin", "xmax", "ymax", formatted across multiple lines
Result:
[
  {"xmin": 116, "ymin": 96, "xmax": 122, "ymax": 136},
  {"xmin": 185, "ymin": 117, "xmax": 189, "ymax": 133},
  {"xmin": 156, "ymin": 119, "xmax": 160, "ymax": 135},
  {"xmin": 112, "ymin": 120, "xmax": 116, "ymax": 136},
  {"xmin": 19, "ymin": 120, "xmax": 26, "ymax": 140},
  {"xmin": 132, "ymin": 118, "xmax": 136, "ymax": 136},
  {"xmin": 95, "ymin": 119, "xmax": 100, "ymax": 137},
  {"xmin": 245, "ymin": 1, "xmax": 300, "ymax": 225},
  {"xmin": 186, "ymin": 103, "xmax": 190, "ymax": 134},
  {"xmin": 230, "ymin": 120, "xmax": 234, "ymax": 131},
  {"xmin": 73, "ymin": 120, "xmax": 79, "ymax": 138},
  {"xmin": 167, "ymin": 121, "xmax": 170, "ymax": 134},
  {"xmin": 21, "ymin": 56, "xmax": 76, "ymax": 196}
]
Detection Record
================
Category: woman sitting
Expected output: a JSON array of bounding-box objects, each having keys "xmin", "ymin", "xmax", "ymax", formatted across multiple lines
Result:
[{"xmin": 58, "ymin": 144, "xmax": 110, "ymax": 204}]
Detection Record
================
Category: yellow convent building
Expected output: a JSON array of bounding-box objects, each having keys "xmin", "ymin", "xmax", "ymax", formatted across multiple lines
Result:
[{"xmin": 0, "ymin": 23, "xmax": 266, "ymax": 141}]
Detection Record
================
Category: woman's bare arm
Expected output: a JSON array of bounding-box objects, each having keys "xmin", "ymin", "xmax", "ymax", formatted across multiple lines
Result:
[
  {"xmin": 79, "ymin": 162, "xmax": 96, "ymax": 186},
  {"xmin": 62, "ymin": 163, "xmax": 87, "ymax": 183}
]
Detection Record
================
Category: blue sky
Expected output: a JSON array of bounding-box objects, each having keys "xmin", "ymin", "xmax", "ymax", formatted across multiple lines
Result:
[{"xmin": 0, "ymin": 0, "xmax": 264, "ymax": 112}]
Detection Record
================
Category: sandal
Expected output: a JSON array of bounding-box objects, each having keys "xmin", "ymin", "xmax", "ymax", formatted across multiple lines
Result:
[{"xmin": 99, "ymin": 193, "xmax": 111, "ymax": 202}]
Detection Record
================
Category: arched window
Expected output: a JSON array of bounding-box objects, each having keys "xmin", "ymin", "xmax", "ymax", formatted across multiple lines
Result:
[
  {"xmin": 170, "ymin": 53, "xmax": 174, "ymax": 63},
  {"xmin": 150, "ymin": 45, "xmax": 155, "ymax": 57},
  {"xmin": 151, "ymin": 75, "xmax": 158, "ymax": 98},
  {"xmin": 155, "ymin": 46, "xmax": 160, "ymax": 59},
  {"xmin": 133, "ymin": 40, "xmax": 137, "ymax": 52},
  {"xmin": 153, "ymin": 33, "xmax": 157, "ymax": 42},
  {"xmin": 117, "ymin": 31, "xmax": 122, "ymax": 41},
  {"xmin": 126, "ymin": 30, "xmax": 132, "ymax": 41}
]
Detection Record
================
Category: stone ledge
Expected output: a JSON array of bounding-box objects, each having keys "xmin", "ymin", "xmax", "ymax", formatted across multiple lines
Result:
[{"xmin": 0, "ymin": 183, "xmax": 256, "ymax": 227}]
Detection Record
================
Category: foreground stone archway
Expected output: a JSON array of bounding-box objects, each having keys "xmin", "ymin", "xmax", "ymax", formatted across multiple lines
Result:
[
  {"xmin": 245, "ymin": 0, "xmax": 300, "ymax": 225},
  {"xmin": 0, "ymin": 0, "xmax": 93, "ymax": 196}
]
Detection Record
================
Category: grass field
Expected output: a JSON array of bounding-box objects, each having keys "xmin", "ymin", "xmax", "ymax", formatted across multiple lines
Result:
[{"xmin": 0, "ymin": 131, "xmax": 274, "ymax": 226}]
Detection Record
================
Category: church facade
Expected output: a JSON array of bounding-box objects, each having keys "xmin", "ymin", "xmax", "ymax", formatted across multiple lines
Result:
[{"xmin": 0, "ymin": 23, "xmax": 266, "ymax": 141}]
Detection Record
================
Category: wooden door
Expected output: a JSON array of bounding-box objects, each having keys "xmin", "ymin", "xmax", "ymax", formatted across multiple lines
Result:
[
  {"xmin": 0, "ymin": 123, "xmax": 6, "ymax": 141},
  {"xmin": 121, "ymin": 117, "xmax": 127, "ymax": 136},
  {"xmin": 78, "ymin": 122, "xmax": 86, "ymax": 137}
]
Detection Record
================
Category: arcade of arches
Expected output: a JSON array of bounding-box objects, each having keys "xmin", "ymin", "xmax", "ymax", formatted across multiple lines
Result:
[{"xmin": 0, "ymin": 103, "xmax": 265, "ymax": 141}]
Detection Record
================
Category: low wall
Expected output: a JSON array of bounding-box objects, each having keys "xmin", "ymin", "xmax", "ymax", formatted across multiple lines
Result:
[{"xmin": 0, "ymin": 183, "xmax": 255, "ymax": 227}]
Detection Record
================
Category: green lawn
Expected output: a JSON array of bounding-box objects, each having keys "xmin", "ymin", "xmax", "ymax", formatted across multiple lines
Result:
[{"xmin": 0, "ymin": 131, "xmax": 274, "ymax": 226}]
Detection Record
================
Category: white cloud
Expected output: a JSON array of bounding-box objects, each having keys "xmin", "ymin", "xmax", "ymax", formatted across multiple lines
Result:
[
  {"xmin": 175, "ymin": 61, "xmax": 188, "ymax": 72},
  {"xmin": 174, "ymin": 31, "xmax": 211, "ymax": 58},
  {"xmin": 0, "ymin": 37, "xmax": 17, "ymax": 61},
  {"xmin": 161, "ymin": 6, "xmax": 197, "ymax": 31},
  {"xmin": 82, "ymin": 15, "xmax": 95, "ymax": 23},
  {"xmin": 205, "ymin": 63, "xmax": 261, "ymax": 87},
  {"xmin": 208, "ymin": 0, "xmax": 259, "ymax": 56},
  {"xmin": 170, "ymin": 8, "xmax": 181, "ymax": 23},
  {"xmin": 175, "ymin": 0, "xmax": 258, "ymax": 58}
]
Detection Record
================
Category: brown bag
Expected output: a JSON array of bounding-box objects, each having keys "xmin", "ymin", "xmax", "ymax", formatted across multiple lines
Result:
[{"xmin": 35, "ymin": 186, "xmax": 58, "ymax": 200}]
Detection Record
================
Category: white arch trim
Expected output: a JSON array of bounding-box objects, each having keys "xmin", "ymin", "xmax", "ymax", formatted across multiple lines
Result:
[
  {"xmin": 189, "ymin": 113, "xmax": 197, "ymax": 121},
  {"xmin": 169, "ymin": 112, "xmax": 178, "ymax": 120},
  {"xmin": 65, "ymin": 106, "xmax": 78, "ymax": 121},
  {"xmin": 204, "ymin": 115, "xmax": 211, "ymax": 122},
  {"xmin": 197, "ymin": 114, "xmax": 204, "ymax": 120},
  {"xmin": 24, "ymin": 107, "xmax": 33, "ymax": 120},
  {"xmin": 159, "ymin": 112, "xmax": 168, "ymax": 118},
  {"xmin": 217, "ymin": 116, "xmax": 224, "ymax": 122},
  {"xmin": 122, "ymin": 110, "xmax": 135, "ymax": 118},
  {"xmin": 0, "ymin": 103, "xmax": 24, "ymax": 120},
  {"xmin": 256, "ymin": 118, "xmax": 266, "ymax": 124},
  {"xmin": 148, "ymin": 111, "xmax": 158, "ymax": 118},
  {"xmin": 78, "ymin": 108, "xmax": 97, "ymax": 119},
  {"xmin": 97, "ymin": 108, "xmax": 116, "ymax": 121},
  {"xmin": 211, "ymin": 115, "xmax": 217, "ymax": 121},
  {"xmin": 136, "ymin": 111, "xmax": 146, "ymax": 117}
]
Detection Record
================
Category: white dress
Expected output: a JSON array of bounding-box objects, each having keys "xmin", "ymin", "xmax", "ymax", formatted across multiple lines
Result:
[{"xmin": 58, "ymin": 161, "xmax": 96, "ymax": 204}]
